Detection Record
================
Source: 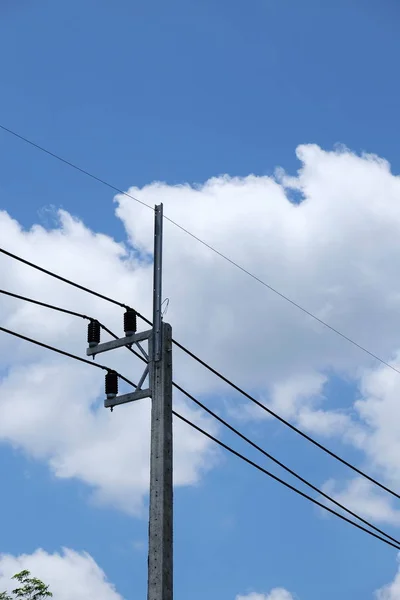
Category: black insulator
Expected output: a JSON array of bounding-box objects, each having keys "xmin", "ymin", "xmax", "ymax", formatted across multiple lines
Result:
[
  {"xmin": 87, "ymin": 320, "xmax": 101, "ymax": 347},
  {"xmin": 105, "ymin": 371, "xmax": 118, "ymax": 398},
  {"xmin": 124, "ymin": 309, "xmax": 137, "ymax": 336}
]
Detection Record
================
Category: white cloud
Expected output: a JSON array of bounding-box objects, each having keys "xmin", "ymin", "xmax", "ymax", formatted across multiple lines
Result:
[
  {"xmin": 322, "ymin": 478, "xmax": 400, "ymax": 526},
  {"xmin": 269, "ymin": 373, "xmax": 327, "ymax": 421},
  {"xmin": 115, "ymin": 144, "xmax": 400, "ymax": 514},
  {"xmin": 319, "ymin": 355, "xmax": 400, "ymax": 526},
  {"xmin": 236, "ymin": 590, "xmax": 294, "ymax": 600},
  {"xmin": 354, "ymin": 357, "xmax": 400, "ymax": 488},
  {"xmin": 376, "ymin": 555, "xmax": 400, "ymax": 599},
  {"xmin": 3, "ymin": 143, "xmax": 400, "ymax": 513},
  {"xmin": 115, "ymin": 145, "xmax": 400, "ymax": 396},
  {"xmin": 0, "ymin": 549, "xmax": 123, "ymax": 600}
]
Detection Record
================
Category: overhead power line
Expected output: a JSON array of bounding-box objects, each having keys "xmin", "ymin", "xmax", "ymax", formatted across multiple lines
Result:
[
  {"xmin": 0, "ymin": 124, "xmax": 153, "ymax": 211},
  {"xmin": 126, "ymin": 342, "xmax": 400, "ymax": 544},
  {"xmin": 174, "ymin": 340, "xmax": 400, "ymax": 501},
  {"xmin": 0, "ymin": 321, "xmax": 398, "ymax": 551},
  {"xmin": 115, "ymin": 343, "xmax": 400, "ymax": 544},
  {"xmin": 173, "ymin": 384, "xmax": 400, "ymax": 546},
  {"xmin": 0, "ymin": 258, "xmax": 398, "ymax": 501},
  {"xmin": 0, "ymin": 288, "xmax": 127, "ymax": 343},
  {"xmin": 0, "ymin": 247, "xmax": 134, "ymax": 313},
  {"xmin": 0, "ymin": 288, "xmax": 93, "ymax": 320},
  {"xmin": 0, "ymin": 325, "xmax": 107, "ymax": 370},
  {"xmin": 1, "ymin": 124, "xmax": 398, "ymax": 373},
  {"xmin": 173, "ymin": 412, "xmax": 400, "ymax": 552},
  {"xmin": 0, "ymin": 325, "xmax": 133, "ymax": 387}
]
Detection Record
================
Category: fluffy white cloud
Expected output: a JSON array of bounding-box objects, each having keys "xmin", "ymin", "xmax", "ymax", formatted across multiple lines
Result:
[
  {"xmin": 115, "ymin": 145, "xmax": 400, "ymax": 519},
  {"xmin": 0, "ymin": 549, "xmax": 122, "ymax": 600},
  {"xmin": 116, "ymin": 145, "xmax": 400, "ymax": 395},
  {"xmin": 322, "ymin": 478, "xmax": 400, "ymax": 526},
  {"xmin": 354, "ymin": 357, "xmax": 400, "ymax": 487},
  {"xmin": 236, "ymin": 590, "xmax": 294, "ymax": 600},
  {"xmin": 319, "ymin": 354, "xmax": 400, "ymax": 526},
  {"xmin": 3, "ymin": 143, "xmax": 400, "ymax": 514}
]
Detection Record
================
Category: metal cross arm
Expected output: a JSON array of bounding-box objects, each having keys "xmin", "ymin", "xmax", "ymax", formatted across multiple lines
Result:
[
  {"xmin": 86, "ymin": 329, "xmax": 152, "ymax": 357},
  {"xmin": 105, "ymin": 386, "xmax": 151, "ymax": 409},
  {"xmin": 87, "ymin": 328, "xmax": 152, "ymax": 410}
]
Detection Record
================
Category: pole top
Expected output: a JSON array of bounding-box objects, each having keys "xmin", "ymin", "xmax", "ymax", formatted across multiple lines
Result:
[{"xmin": 153, "ymin": 202, "xmax": 163, "ymax": 361}]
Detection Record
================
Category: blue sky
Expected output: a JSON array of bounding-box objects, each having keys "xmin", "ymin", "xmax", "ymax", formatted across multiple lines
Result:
[{"xmin": 1, "ymin": 1, "xmax": 400, "ymax": 599}]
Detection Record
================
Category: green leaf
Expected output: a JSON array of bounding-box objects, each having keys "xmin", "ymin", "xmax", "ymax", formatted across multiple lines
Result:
[{"xmin": 10, "ymin": 571, "xmax": 52, "ymax": 600}]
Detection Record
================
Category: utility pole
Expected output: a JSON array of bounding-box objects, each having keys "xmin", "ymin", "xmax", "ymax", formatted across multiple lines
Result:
[
  {"xmin": 86, "ymin": 203, "xmax": 173, "ymax": 600},
  {"xmin": 148, "ymin": 205, "xmax": 173, "ymax": 600}
]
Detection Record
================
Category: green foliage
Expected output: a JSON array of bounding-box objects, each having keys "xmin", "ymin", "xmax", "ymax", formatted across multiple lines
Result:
[{"xmin": 1, "ymin": 571, "xmax": 52, "ymax": 600}]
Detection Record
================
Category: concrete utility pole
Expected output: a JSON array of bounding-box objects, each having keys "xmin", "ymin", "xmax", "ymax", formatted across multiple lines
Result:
[
  {"xmin": 147, "ymin": 205, "xmax": 173, "ymax": 600},
  {"xmin": 86, "ymin": 203, "xmax": 173, "ymax": 600}
]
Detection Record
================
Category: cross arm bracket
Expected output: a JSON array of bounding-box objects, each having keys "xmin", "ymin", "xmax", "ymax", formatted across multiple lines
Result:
[{"xmin": 87, "ymin": 329, "xmax": 152, "ymax": 357}]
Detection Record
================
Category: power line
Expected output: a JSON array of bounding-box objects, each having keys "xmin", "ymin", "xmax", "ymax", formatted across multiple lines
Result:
[
  {"xmin": 0, "ymin": 288, "xmax": 93, "ymax": 320},
  {"xmin": 164, "ymin": 213, "xmax": 396, "ymax": 365},
  {"xmin": 173, "ymin": 411, "xmax": 400, "ymax": 552},
  {"xmin": 0, "ymin": 289, "xmax": 140, "ymax": 363},
  {"xmin": 0, "ymin": 325, "xmax": 107, "ymax": 370},
  {"xmin": 0, "ymin": 255, "xmax": 398, "ymax": 501},
  {"xmin": 0, "ymin": 247, "xmax": 137, "ymax": 314},
  {"xmin": 1, "ymin": 124, "xmax": 398, "ymax": 373},
  {"xmin": 174, "ymin": 384, "xmax": 400, "ymax": 547},
  {"xmin": 164, "ymin": 218, "xmax": 400, "ymax": 372},
  {"xmin": 0, "ymin": 325, "xmax": 133, "ymax": 387},
  {"xmin": 174, "ymin": 340, "xmax": 400, "ymax": 500},
  {"xmin": 0, "ymin": 124, "xmax": 153, "ymax": 212},
  {"xmin": 0, "ymin": 288, "xmax": 130, "ymax": 343},
  {"xmin": 127, "ymin": 344, "xmax": 400, "ymax": 543},
  {"xmin": 0, "ymin": 319, "xmax": 398, "ymax": 552},
  {"xmin": 108, "ymin": 328, "xmax": 400, "ymax": 549}
]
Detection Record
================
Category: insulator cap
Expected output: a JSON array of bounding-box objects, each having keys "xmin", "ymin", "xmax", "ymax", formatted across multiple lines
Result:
[
  {"xmin": 105, "ymin": 370, "xmax": 118, "ymax": 399},
  {"xmin": 87, "ymin": 320, "xmax": 101, "ymax": 347},
  {"xmin": 124, "ymin": 308, "xmax": 137, "ymax": 336}
]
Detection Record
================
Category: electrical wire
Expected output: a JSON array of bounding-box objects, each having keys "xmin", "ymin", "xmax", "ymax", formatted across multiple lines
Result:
[
  {"xmin": 163, "ymin": 216, "xmax": 400, "ymax": 372},
  {"xmin": 0, "ymin": 271, "xmax": 398, "ymax": 501},
  {"xmin": 0, "ymin": 325, "xmax": 107, "ymax": 370},
  {"xmin": 0, "ymin": 288, "xmax": 131, "ymax": 343},
  {"xmin": 1, "ymin": 124, "xmax": 398, "ymax": 373},
  {"xmin": 173, "ymin": 384, "xmax": 400, "ymax": 546},
  {"xmin": 0, "ymin": 320, "xmax": 398, "ymax": 551},
  {"xmin": 0, "ymin": 124, "xmax": 153, "ymax": 212},
  {"xmin": 173, "ymin": 411, "xmax": 400, "ymax": 551},
  {"xmin": 123, "ymin": 341, "xmax": 400, "ymax": 543},
  {"xmin": 173, "ymin": 340, "xmax": 400, "ymax": 501},
  {"xmin": 0, "ymin": 288, "xmax": 93, "ymax": 320},
  {"xmin": 0, "ymin": 325, "xmax": 133, "ymax": 387},
  {"xmin": 0, "ymin": 248, "xmax": 136, "ymax": 313},
  {"xmin": 99, "ymin": 314, "xmax": 399, "ymax": 545},
  {"xmin": 116, "ymin": 324, "xmax": 400, "ymax": 542}
]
